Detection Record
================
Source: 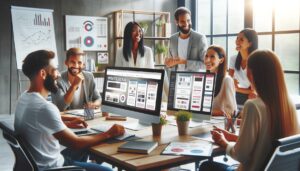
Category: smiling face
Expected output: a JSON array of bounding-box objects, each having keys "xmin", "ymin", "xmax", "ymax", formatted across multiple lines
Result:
[
  {"xmin": 176, "ymin": 13, "xmax": 192, "ymax": 34},
  {"xmin": 235, "ymin": 32, "xmax": 252, "ymax": 52},
  {"xmin": 65, "ymin": 54, "xmax": 84, "ymax": 76},
  {"xmin": 131, "ymin": 24, "xmax": 142, "ymax": 43},
  {"xmin": 205, "ymin": 48, "xmax": 224, "ymax": 73}
]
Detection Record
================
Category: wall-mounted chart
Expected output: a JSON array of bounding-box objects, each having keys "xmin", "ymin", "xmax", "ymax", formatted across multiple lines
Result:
[
  {"xmin": 11, "ymin": 6, "xmax": 58, "ymax": 69},
  {"xmin": 66, "ymin": 15, "xmax": 108, "ymax": 51}
]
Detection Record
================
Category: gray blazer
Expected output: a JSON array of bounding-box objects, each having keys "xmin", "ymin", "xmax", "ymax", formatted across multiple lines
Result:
[
  {"xmin": 169, "ymin": 30, "xmax": 208, "ymax": 71},
  {"xmin": 51, "ymin": 70, "xmax": 101, "ymax": 111}
]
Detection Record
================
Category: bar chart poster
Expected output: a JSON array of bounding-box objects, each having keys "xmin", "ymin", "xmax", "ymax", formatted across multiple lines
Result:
[
  {"xmin": 11, "ymin": 6, "xmax": 58, "ymax": 69},
  {"xmin": 65, "ymin": 15, "xmax": 107, "ymax": 51}
]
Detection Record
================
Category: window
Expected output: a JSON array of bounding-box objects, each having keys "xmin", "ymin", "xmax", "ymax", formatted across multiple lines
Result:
[
  {"xmin": 196, "ymin": 0, "xmax": 300, "ymax": 94},
  {"xmin": 196, "ymin": 0, "xmax": 244, "ymax": 66}
]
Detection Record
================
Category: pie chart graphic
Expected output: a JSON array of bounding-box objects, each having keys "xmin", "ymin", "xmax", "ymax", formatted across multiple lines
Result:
[{"xmin": 84, "ymin": 36, "xmax": 94, "ymax": 47}]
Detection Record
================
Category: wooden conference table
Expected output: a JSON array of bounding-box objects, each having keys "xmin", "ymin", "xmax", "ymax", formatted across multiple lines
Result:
[{"xmin": 80, "ymin": 114, "xmax": 224, "ymax": 171}]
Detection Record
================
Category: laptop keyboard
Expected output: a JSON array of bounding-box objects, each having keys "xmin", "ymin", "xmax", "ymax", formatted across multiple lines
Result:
[{"xmin": 91, "ymin": 125, "xmax": 135, "ymax": 141}]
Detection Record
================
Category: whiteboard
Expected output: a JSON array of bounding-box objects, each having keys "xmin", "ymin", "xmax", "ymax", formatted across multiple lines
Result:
[
  {"xmin": 65, "ymin": 15, "xmax": 108, "ymax": 51},
  {"xmin": 11, "ymin": 6, "xmax": 58, "ymax": 69}
]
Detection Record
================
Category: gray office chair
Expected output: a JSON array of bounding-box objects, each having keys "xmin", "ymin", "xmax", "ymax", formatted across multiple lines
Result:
[
  {"xmin": 0, "ymin": 121, "xmax": 85, "ymax": 171},
  {"xmin": 264, "ymin": 134, "xmax": 300, "ymax": 171}
]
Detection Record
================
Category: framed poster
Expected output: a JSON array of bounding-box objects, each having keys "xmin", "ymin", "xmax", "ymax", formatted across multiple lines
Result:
[{"xmin": 65, "ymin": 15, "xmax": 108, "ymax": 51}]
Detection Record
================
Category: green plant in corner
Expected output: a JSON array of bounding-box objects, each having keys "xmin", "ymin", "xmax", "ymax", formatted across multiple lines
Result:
[
  {"xmin": 155, "ymin": 43, "xmax": 168, "ymax": 55},
  {"xmin": 175, "ymin": 110, "xmax": 192, "ymax": 122}
]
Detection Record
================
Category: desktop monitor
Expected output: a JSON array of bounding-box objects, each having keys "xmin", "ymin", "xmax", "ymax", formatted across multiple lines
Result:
[
  {"xmin": 101, "ymin": 67, "xmax": 165, "ymax": 130},
  {"xmin": 167, "ymin": 71, "xmax": 216, "ymax": 125}
]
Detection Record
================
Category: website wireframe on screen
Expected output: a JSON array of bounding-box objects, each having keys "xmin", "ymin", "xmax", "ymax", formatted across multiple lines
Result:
[
  {"xmin": 170, "ymin": 72, "xmax": 215, "ymax": 113},
  {"xmin": 104, "ymin": 69, "xmax": 162, "ymax": 111}
]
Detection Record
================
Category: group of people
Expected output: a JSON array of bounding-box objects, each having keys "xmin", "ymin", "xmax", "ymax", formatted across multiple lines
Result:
[{"xmin": 13, "ymin": 6, "xmax": 299, "ymax": 171}]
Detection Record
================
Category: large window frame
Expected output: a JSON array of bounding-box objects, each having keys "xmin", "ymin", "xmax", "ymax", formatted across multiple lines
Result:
[{"xmin": 194, "ymin": 0, "xmax": 300, "ymax": 94}]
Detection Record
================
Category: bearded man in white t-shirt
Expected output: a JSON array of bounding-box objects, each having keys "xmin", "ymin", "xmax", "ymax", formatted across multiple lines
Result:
[{"xmin": 14, "ymin": 50, "xmax": 124, "ymax": 171}]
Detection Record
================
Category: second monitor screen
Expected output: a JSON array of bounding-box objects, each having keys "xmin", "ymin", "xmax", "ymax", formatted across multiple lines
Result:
[{"xmin": 168, "ymin": 71, "xmax": 215, "ymax": 114}]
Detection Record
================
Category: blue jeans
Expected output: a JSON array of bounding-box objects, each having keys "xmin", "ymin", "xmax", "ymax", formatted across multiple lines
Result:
[
  {"xmin": 199, "ymin": 161, "xmax": 237, "ymax": 171},
  {"xmin": 61, "ymin": 148, "xmax": 112, "ymax": 171}
]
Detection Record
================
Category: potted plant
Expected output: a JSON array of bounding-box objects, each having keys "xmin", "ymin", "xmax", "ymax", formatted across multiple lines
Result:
[
  {"xmin": 152, "ymin": 114, "xmax": 167, "ymax": 136},
  {"xmin": 175, "ymin": 110, "xmax": 192, "ymax": 135},
  {"xmin": 156, "ymin": 17, "xmax": 166, "ymax": 37},
  {"xmin": 139, "ymin": 21, "xmax": 148, "ymax": 34},
  {"xmin": 95, "ymin": 63, "xmax": 101, "ymax": 72},
  {"xmin": 155, "ymin": 43, "xmax": 168, "ymax": 64}
]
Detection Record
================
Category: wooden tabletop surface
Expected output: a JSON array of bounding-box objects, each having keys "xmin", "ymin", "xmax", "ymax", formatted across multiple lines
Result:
[{"xmin": 86, "ymin": 116, "xmax": 224, "ymax": 171}]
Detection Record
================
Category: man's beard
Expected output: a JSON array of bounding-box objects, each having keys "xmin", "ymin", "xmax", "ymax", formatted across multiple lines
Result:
[
  {"xmin": 44, "ymin": 75, "xmax": 58, "ymax": 93},
  {"xmin": 178, "ymin": 24, "xmax": 191, "ymax": 34},
  {"xmin": 68, "ymin": 67, "xmax": 82, "ymax": 76}
]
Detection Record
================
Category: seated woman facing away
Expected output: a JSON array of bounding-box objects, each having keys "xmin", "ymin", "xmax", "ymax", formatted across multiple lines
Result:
[
  {"xmin": 204, "ymin": 45, "xmax": 237, "ymax": 117},
  {"xmin": 200, "ymin": 50, "xmax": 300, "ymax": 171}
]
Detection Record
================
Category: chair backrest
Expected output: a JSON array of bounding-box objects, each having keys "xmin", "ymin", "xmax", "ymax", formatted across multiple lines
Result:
[
  {"xmin": 0, "ymin": 121, "xmax": 38, "ymax": 171},
  {"xmin": 264, "ymin": 134, "xmax": 300, "ymax": 171}
]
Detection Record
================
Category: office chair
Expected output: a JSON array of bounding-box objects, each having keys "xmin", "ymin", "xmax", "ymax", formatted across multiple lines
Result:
[
  {"xmin": 264, "ymin": 134, "xmax": 300, "ymax": 171},
  {"xmin": 0, "ymin": 121, "xmax": 85, "ymax": 171}
]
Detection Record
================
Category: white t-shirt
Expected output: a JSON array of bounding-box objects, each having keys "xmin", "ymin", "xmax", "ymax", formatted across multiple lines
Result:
[
  {"xmin": 70, "ymin": 83, "xmax": 84, "ymax": 109},
  {"xmin": 177, "ymin": 37, "xmax": 190, "ymax": 71},
  {"xmin": 229, "ymin": 55, "xmax": 251, "ymax": 88},
  {"xmin": 14, "ymin": 92, "xmax": 66, "ymax": 170}
]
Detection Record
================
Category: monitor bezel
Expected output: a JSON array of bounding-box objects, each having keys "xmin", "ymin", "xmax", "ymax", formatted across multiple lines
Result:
[{"xmin": 101, "ymin": 67, "xmax": 165, "ymax": 122}]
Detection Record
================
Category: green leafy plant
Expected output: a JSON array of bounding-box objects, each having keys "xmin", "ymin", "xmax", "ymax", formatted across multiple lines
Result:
[
  {"xmin": 175, "ymin": 110, "xmax": 192, "ymax": 122},
  {"xmin": 139, "ymin": 21, "xmax": 148, "ymax": 33},
  {"xmin": 156, "ymin": 18, "xmax": 165, "ymax": 27},
  {"xmin": 159, "ymin": 114, "xmax": 168, "ymax": 125},
  {"xmin": 95, "ymin": 63, "xmax": 103, "ymax": 72},
  {"xmin": 155, "ymin": 43, "xmax": 168, "ymax": 55},
  {"xmin": 95, "ymin": 63, "xmax": 101, "ymax": 67}
]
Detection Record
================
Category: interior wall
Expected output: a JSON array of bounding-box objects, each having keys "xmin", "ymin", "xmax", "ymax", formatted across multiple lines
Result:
[{"xmin": 0, "ymin": 0, "xmax": 177, "ymax": 114}]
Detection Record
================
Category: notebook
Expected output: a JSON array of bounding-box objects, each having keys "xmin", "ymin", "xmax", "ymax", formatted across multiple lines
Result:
[{"xmin": 118, "ymin": 141, "xmax": 158, "ymax": 154}]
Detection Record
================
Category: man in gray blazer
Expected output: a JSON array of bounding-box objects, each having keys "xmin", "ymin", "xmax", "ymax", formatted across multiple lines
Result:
[
  {"xmin": 166, "ymin": 7, "xmax": 208, "ymax": 71},
  {"xmin": 52, "ymin": 48, "xmax": 101, "ymax": 111}
]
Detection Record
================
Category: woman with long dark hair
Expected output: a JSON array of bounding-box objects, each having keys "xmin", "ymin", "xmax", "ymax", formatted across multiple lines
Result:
[
  {"xmin": 200, "ymin": 50, "xmax": 300, "ymax": 171},
  {"xmin": 229, "ymin": 28, "xmax": 258, "ymax": 106},
  {"xmin": 204, "ymin": 45, "xmax": 237, "ymax": 116},
  {"xmin": 115, "ymin": 22, "xmax": 154, "ymax": 68}
]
